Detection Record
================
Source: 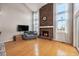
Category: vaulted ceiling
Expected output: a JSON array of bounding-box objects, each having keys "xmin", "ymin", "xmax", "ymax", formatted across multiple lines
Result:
[
  {"xmin": 24, "ymin": 3, "xmax": 46, "ymax": 11},
  {"xmin": 0, "ymin": 3, "xmax": 47, "ymax": 14}
]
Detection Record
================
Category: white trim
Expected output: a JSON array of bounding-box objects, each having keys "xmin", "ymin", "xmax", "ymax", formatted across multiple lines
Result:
[
  {"xmin": 4, "ymin": 39, "xmax": 13, "ymax": 43},
  {"xmin": 39, "ymin": 26, "xmax": 54, "ymax": 28},
  {"xmin": 53, "ymin": 3, "xmax": 56, "ymax": 39},
  {"xmin": 73, "ymin": 4, "xmax": 76, "ymax": 47},
  {"xmin": 0, "ymin": 38, "xmax": 13, "ymax": 43}
]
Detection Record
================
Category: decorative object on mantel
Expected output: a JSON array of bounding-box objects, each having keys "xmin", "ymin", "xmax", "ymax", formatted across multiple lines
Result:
[
  {"xmin": 0, "ymin": 43, "xmax": 6, "ymax": 56},
  {"xmin": 42, "ymin": 16, "xmax": 47, "ymax": 21}
]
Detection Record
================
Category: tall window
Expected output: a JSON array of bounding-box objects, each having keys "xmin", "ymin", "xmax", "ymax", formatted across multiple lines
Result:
[
  {"xmin": 33, "ymin": 11, "xmax": 39, "ymax": 34},
  {"xmin": 56, "ymin": 4, "xmax": 69, "ymax": 32}
]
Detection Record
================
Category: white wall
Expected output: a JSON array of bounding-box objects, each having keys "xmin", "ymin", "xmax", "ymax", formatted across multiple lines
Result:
[{"xmin": 0, "ymin": 3, "xmax": 32, "ymax": 42}]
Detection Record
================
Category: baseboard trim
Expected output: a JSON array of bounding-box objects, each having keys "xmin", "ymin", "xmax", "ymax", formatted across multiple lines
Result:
[{"xmin": 4, "ymin": 39, "xmax": 13, "ymax": 43}]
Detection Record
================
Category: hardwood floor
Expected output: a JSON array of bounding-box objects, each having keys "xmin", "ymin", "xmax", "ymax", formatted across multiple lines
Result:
[{"xmin": 5, "ymin": 38, "xmax": 79, "ymax": 56}]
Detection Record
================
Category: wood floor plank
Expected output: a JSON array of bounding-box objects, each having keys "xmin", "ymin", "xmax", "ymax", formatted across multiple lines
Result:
[{"xmin": 5, "ymin": 38, "xmax": 79, "ymax": 56}]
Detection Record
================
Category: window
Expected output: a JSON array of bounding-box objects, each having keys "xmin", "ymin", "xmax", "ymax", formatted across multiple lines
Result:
[
  {"xmin": 33, "ymin": 11, "xmax": 39, "ymax": 33},
  {"xmin": 56, "ymin": 3, "xmax": 69, "ymax": 32},
  {"xmin": 56, "ymin": 4, "xmax": 68, "ymax": 13}
]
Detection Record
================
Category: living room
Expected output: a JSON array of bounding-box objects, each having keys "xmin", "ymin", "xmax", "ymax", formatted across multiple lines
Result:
[{"xmin": 0, "ymin": 3, "xmax": 79, "ymax": 56}]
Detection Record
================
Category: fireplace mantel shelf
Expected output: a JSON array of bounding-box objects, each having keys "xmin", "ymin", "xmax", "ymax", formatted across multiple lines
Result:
[{"xmin": 40, "ymin": 26, "xmax": 54, "ymax": 28}]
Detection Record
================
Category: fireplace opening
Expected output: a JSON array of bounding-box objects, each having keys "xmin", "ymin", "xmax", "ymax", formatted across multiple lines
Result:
[{"xmin": 42, "ymin": 31, "xmax": 49, "ymax": 37}]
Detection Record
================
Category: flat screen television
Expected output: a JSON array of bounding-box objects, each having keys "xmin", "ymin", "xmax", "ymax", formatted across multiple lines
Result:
[{"xmin": 17, "ymin": 25, "xmax": 29, "ymax": 31}]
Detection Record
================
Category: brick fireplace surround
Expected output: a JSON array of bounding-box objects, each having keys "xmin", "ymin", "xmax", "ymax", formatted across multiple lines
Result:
[{"xmin": 39, "ymin": 3, "xmax": 53, "ymax": 40}]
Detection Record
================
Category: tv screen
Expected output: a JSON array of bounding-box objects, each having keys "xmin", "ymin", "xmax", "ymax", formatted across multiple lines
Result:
[{"xmin": 17, "ymin": 25, "xmax": 29, "ymax": 31}]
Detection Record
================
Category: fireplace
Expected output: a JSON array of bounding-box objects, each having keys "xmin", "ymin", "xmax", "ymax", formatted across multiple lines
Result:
[
  {"xmin": 39, "ymin": 3, "xmax": 53, "ymax": 40},
  {"xmin": 39, "ymin": 28, "xmax": 53, "ymax": 39},
  {"xmin": 42, "ymin": 31, "xmax": 49, "ymax": 37}
]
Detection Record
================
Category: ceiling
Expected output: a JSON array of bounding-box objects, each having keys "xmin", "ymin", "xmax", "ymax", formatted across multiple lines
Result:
[
  {"xmin": 0, "ymin": 3, "xmax": 47, "ymax": 12},
  {"xmin": 24, "ymin": 3, "xmax": 46, "ymax": 11}
]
